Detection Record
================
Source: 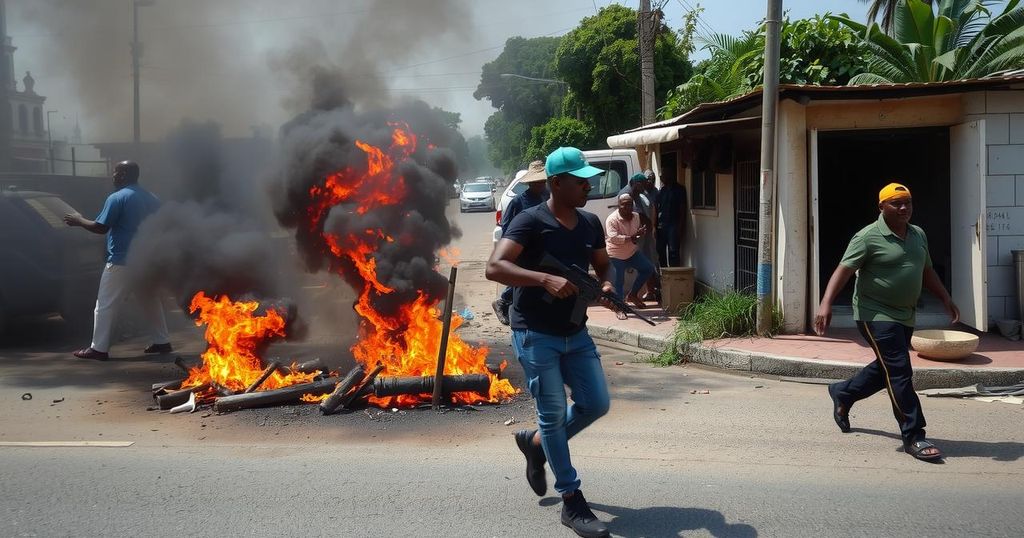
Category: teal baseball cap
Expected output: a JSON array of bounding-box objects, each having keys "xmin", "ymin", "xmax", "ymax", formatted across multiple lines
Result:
[{"xmin": 545, "ymin": 147, "xmax": 604, "ymax": 179}]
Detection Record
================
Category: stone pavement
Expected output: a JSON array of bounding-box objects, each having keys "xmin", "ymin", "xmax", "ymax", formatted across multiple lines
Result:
[{"xmin": 585, "ymin": 304, "xmax": 1024, "ymax": 389}]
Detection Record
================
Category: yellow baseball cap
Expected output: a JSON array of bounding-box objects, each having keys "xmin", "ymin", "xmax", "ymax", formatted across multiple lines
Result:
[{"xmin": 879, "ymin": 182, "xmax": 911, "ymax": 203}]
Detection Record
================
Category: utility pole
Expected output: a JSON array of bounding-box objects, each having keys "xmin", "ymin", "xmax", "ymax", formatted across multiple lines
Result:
[
  {"xmin": 638, "ymin": 0, "xmax": 656, "ymax": 126},
  {"xmin": 755, "ymin": 0, "xmax": 783, "ymax": 335}
]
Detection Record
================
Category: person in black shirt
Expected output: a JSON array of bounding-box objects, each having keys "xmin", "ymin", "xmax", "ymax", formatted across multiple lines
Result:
[
  {"xmin": 491, "ymin": 160, "xmax": 549, "ymax": 326},
  {"xmin": 656, "ymin": 170, "xmax": 687, "ymax": 267},
  {"xmin": 486, "ymin": 147, "xmax": 614, "ymax": 538}
]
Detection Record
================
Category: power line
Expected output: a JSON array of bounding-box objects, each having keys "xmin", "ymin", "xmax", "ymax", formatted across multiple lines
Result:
[{"xmin": 675, "ymin": 0, "xmax": 717, "ymax": 38}]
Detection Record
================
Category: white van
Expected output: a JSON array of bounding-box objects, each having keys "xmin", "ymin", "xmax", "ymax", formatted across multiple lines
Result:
[{"xmin": 491, "ymin": 148, "xmax": 643, "ymax": 246}]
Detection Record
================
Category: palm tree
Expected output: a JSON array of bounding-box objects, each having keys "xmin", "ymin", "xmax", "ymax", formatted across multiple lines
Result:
[
  {"xmin": 833, "ymin": 0, "xmax": 1024, "ymax": 83},
  {"xmin": 660, "ymin": 33, "xmax": 761, "ymax": 117},
  {"xmin": 860, "ymin": 0, "xmax": 935, "ymax": 34}
]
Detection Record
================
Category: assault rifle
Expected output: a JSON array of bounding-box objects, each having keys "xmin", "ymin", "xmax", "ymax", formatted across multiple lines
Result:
[{"xmin": 539, "ymin": 253, "xmax": 656, "ymax": 326}]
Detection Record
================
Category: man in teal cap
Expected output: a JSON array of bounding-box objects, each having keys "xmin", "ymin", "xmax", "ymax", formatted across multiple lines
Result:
[{"xmin": 487, "ymin": 146, "xmax": 614, "ymax": 538}]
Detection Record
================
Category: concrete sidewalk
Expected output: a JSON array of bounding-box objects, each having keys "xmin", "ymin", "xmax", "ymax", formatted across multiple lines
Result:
[{"xmin": 586, "ymin": 304, "xmax": 1024, "ymax": 389}]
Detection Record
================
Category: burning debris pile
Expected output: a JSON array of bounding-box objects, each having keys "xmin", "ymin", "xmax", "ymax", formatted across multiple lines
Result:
[{"xmin": 151, "ymin": 103, "xmax": 517, "ymax": 414}]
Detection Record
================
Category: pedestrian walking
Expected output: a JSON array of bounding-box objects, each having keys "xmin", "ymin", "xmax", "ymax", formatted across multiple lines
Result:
[
  {"xmin": 655, "ymin": 168, "xmax": 686, "ymax": 267},
  {"xmin": 814, "ymin": 182, "xmax": 958, "ymax": 462},
  {"xmin": 485, "ymin": 146, "xmax": 614, "ymax": 538},
  {"xmin": 491, "ymin": 160, "xmax": 549, "ymax": 326},
  {"xmin": 604, "ymin": 193, "xmax": 654, "ymax": 319},
  {"xmin": 63, "ymin": 161, "xmax": 171, "ymax": 360}
]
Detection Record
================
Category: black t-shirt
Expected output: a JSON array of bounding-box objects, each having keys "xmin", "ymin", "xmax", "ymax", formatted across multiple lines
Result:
[{"xmin": 502, "ymin": 202, "xmax": 606, "ymax": 336}]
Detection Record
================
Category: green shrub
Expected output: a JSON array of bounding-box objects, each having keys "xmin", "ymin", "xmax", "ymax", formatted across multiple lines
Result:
[{"xmin": 651, "ymin": 291, "xmax": 782, "ymax": 366}]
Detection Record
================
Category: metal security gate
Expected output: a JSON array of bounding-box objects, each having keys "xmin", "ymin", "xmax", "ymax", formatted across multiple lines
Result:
[{"xmin": 735, "ymin": 161, "xmax": 759, "ymax": 293}]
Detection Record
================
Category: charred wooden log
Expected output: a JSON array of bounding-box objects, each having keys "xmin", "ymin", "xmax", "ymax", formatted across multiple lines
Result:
[
  {"xmin": 318, "ymin": 366, "xmax": 365, "ymax": 415},
  {"xmin": 374, "ymin": 374, "xmax": 489, "ymax": 398},
  {"xmin": 244, "ymin": 361, "xmax": 280, "ymax": 394},
  {"xmin": 212, "ymin": 376, "xmax": 340, "ymax": 413},
  {"xmin": 152, "ymin": 379, "xmax": 183, "ymax": 396},
  {"xmin": 156, "ymin": 382, "xmax": 211, "ymax": 410},
  {"xmin": 340, "ymin": 362, "xmax": 385, "ymax": 410}
]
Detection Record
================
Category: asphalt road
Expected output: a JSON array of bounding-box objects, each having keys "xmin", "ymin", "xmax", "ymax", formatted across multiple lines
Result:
[{"xmin": 1, "ymin": 204, "xmax": 1022, "ymax": 537}]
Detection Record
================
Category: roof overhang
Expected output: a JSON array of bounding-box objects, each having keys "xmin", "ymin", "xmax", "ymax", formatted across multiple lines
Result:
[{"xmin": 607, "ymin": 116, "xmax": 761, "ymax": 148}]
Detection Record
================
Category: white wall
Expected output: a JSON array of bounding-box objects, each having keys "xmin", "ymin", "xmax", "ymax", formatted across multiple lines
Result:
[
  {"xmin": 966, "ymin": 89, "xmax": 1024, "ymax": 323},
  {"xmin": 686, "ymin": 168, "xmax": 735, "ymax": 291}
]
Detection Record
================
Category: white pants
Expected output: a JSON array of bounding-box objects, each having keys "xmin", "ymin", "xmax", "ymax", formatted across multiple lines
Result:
[{"xmin": 91, "ymin": 263, "xmax": 170, "ymax": 353}]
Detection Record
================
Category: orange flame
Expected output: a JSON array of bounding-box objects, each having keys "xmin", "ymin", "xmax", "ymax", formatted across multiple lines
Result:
[
  {"xmin": 184, "ymin": 292, "xmax": 317, "ymax": 393},
  {"xmin": 306, "ymin": 124, "xmax": 518, "ymax": 406}
]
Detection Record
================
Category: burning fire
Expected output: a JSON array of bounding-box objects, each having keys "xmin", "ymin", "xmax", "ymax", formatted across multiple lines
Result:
[
  {"xmin": 181, "ymin": 124, "xmax": 517, "ymax": 408},
  {"xmin": 306, "ymin": 123, "xmax": 517, "ymax": 406},
  {"xmin": 182, "ymin": 292, "xmax": 317, "ymax": 392}
]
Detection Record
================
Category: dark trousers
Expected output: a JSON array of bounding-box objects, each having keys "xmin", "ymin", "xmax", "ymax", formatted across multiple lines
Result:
[
  {"xmin": 656, "ymin": 224, "xmax": 681, "ymax": 267},
  {"xmin": 499, "ymin": 286, "xmax": 513, "ymax": 305},
  {"xmin": 832, "ymin": 320, "xmax": 926, "ymax": 442}
]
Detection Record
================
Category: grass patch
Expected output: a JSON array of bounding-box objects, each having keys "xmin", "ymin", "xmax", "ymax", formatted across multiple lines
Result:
[{"xmin": 651, "ymin": 291, "xmax": 782, "ymax": 366}]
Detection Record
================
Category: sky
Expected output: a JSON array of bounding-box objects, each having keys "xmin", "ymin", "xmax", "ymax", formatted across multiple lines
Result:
[{"xmin": 6, "ymin": 0, "xmax": 869, "ymax": 144}]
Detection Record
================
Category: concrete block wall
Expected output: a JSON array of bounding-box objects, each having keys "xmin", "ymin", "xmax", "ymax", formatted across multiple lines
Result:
[{"xmin": 967, "ymin": 89, "xmax": 1024, "ymax": 323}]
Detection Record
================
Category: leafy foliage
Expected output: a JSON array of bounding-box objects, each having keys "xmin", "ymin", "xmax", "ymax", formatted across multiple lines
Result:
[
  {"xmin": 474, "ymin": 36, "xmax": 563, "ymax": 172},
  {"xmin": 832, "ymin": 0, "xmax": 1024, "ymax": 83},
  {"xmin": 652, "ymin": 291, "xmax": 782, "ymax": 366},
  {"xmin": 524, "ymin": 117, "xmax": 597, "ymax": 162},
  {"xmin": 860, "ymin": 0, "xmax": 935, "ymax": 34},
  {"xmin": 554, "ymin": 4, "xmax": 693, "ymax": 142},
  {"xmin": 660, "ymin": 15, "xmax": 868, "ymax": 118}
]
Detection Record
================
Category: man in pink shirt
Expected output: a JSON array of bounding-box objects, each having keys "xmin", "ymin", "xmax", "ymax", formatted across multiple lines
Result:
[{"xmin": 605, "ymin": 193, "xmax": 655, "ymax": 319}]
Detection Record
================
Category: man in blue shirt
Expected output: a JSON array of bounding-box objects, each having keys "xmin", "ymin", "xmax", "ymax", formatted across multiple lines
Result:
[
  {"xmin": 63, "ymin": 161, "xmax": 171, "ymax": 360},
  {"xmin": 486, "ymin": 147, "xmax": 614, "ymax": 538},
  {"xmin": 491, "ymin": 160, "xmax": 549, "ymax": 326}
]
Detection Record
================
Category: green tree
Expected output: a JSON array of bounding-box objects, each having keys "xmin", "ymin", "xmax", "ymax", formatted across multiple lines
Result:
[
  {"xmin": 475, "ymin": 36, "xmax": 563, "ymax": 172},
  {"xmin": 555, "ymin": 4, "xmax": 693, "ymax": 140},
  {"xmin": 524, "ymin": 117, "xmax": 597, "ymax": 162},
  {"xmin": 661, "ymin": 15, "xmax": 869, "ymax": 118},
  {"xmin": 832, "ymin": 0, "xmax": 1024, "ymax": 83}
]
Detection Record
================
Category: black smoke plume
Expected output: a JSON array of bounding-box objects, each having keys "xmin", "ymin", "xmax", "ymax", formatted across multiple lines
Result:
[{"xmin": 269, "ymin": 92, "xmax": 462, "ymax": 319}]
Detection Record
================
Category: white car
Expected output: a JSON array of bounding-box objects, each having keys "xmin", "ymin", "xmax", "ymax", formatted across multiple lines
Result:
[
  {"xmin": 492, "ymin": 148, "xmax": 643, "ymax": 246},
  {"xmin": 459, "ymin": 181, "xmax": 496, "ymax": 213}
]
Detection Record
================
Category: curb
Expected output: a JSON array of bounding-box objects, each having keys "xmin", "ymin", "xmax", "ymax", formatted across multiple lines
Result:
[{"xmin": 588, "ymin": 323, "xmax": 1024, "ymax": 390}]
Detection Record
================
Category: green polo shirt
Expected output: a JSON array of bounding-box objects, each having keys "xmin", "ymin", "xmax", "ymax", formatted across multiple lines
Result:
[{"xmin": 839, "ymin": 214, "xmax": 932, "ymax": 327}]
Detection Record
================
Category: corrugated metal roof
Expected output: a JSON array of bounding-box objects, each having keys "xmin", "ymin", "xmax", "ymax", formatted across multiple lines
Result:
[{"xmin": 621, "ymin": 75, "xmax": 1024, "ymax": 135}]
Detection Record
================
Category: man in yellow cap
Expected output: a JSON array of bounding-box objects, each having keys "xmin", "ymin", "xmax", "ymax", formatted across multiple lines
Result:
[{"xmin": 814, "ymin": 182, "xmax": 959, "ymax": 462}]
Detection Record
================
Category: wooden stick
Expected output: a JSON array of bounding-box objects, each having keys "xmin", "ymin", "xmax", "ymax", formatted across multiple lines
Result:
[
  {"xmin": 317, "ymin": 366, "xmax": 365, "ymax": 415},
  {"xmin": 212, "ymin": 376, "xmax": 340, "ymax": 413},
  {"xmin": 244, "ymin": 361, "xmax": 280, "ymax": 393},
  {"xmin": 432, "ymin": 266, "xmax": 458, "ymax": 409}
]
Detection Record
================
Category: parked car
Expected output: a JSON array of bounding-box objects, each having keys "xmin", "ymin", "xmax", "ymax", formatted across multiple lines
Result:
[
  {"xmin": 492, "ymin": 148, "xmax": 643, "ymax": 247},
  {"xmin": 0, "ymin": 189, "xmax": 105, "ymax": 334},
  {"xmin": 459, "ymin": 181, "xmax": 496, "ymax": 213}
]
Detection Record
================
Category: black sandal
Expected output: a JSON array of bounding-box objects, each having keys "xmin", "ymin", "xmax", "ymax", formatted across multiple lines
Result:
[
  {"xmin": 827, "ymin": 383, "xmax": 851, "ymax": 433},
  {"xmin": 904, "ymin": 439, "xmax": 944, "ymax": 462}
]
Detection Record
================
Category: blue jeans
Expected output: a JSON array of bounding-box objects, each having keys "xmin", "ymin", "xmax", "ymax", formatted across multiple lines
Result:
[
  {"xmin": 610, "ymin": 252, "xmax": 655, "ymax": 299},
  {"xmin": 512, "ymin": 328, "xmax": 610, "ymax": 495}
]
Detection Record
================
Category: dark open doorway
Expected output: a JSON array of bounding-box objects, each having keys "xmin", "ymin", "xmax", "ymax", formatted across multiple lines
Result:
[{"xmin": 816, "ymin": 127, "xmax": 952, "ymax": 306}]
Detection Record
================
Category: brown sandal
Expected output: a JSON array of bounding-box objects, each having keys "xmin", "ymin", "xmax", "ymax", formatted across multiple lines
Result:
[{"xmin": 73, "ymin": 348, "xmax": 109, "ymax": 361}]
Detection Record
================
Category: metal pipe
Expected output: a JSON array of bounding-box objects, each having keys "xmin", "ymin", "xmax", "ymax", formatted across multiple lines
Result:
[{"xmin": 432, "ymin": 266, "xmax": 457, "ymax": 409}]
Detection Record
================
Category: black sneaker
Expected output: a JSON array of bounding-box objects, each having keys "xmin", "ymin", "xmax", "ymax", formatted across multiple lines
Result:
[
  {"xmin": 514, "ymin": 429, "xmax": 546, "ymax": 496},
  {"xmin": 492, "ymin": 300, "xmax": 510, "ymax": 326},
  {"xmin": 560, "ymin": 490, "xmax": 609, "ymax": 538},
  {"xmin": 144, "ymin": 343, "xmax": 173, "ymax": 354}
]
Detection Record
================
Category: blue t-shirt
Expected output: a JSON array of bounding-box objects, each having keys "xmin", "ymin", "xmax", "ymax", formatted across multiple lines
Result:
[
  {"xmin": 502, "ymin": 203, "xmax": 606, "ymax": 336},
  {"xmin": 500, "ymin": 188, "xmax": 549, "ymax": 235},
  {"xmin": 94, "ymin": 184, "xmax": 161, "ymax": 265}
]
